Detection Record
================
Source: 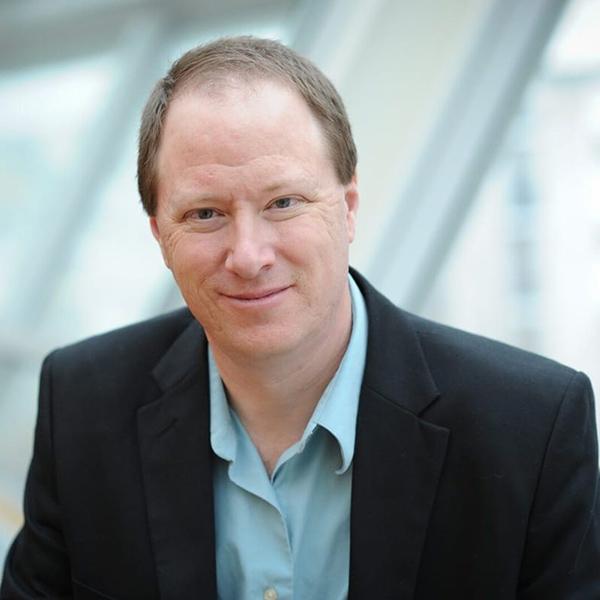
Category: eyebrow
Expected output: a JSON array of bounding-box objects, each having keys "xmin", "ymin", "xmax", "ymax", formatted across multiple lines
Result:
[
  {"xmin": 170, "ymin": 189, "xmax": 217, "ymax": 206},
  {"xmin": 171, "ymin": 170, "xmax": 315, "ymax": 206},
  {"xmin": 261, "ymin": 181, "xmax": 294, "ymax": 194},
  {"xmin": 260, "ymin": 173, "xmax": 314, "ymax": 194}
]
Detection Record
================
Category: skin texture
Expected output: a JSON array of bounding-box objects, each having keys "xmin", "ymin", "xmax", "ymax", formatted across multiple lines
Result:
[{"xmin": 150, "ymin": 79, "xmax": 359, "ymax": 471}]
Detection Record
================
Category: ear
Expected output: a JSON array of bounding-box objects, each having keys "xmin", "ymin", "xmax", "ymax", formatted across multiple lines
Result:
[
  {"xmin": 149, "ymin": 216, "xmax": 171, "ymax": 269},
  {"xmin": 343, "ymin": 172, "xmax": 359, "ymax": 243}
]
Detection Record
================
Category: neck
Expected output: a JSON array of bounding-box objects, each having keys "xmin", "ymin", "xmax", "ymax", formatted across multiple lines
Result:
[{"xmin": 210, "ymin": 287, "xmax": 353, "ymax": 474}]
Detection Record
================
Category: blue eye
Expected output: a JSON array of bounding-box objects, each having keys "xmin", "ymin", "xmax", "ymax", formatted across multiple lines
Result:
[
  {"xmin": 272, "ymin": 197, "xmax": 293, "ymax": 209},
  {"xmin": 196, "ymin": 208, "xmax": 216, "ymax": 219}
]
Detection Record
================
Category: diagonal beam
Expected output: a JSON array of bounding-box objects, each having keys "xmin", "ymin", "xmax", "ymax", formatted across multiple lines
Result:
[{"xmin": 368, "ymin": 0, "xmax": 567, "ymax": 311}]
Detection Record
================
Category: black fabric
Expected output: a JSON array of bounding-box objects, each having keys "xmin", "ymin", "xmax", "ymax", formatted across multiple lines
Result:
[{"xmin": 2, "ymin": 270, "xmax": 599, "ymax": 599}]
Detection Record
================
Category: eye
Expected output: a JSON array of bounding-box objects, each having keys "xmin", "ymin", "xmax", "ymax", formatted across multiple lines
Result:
[
  {"xmin": 194, "ymin": 208, "xmax": 217, "ymax": 220},
  {"xmin": 184, "ymin": 207, "xmax": 225, "ymax": 230},
  {"xmin": 269, "ymin": 197, "xmax": 296, "ymax": 209}
]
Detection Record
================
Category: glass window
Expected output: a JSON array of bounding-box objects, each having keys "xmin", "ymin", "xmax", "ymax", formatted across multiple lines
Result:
[{"xmin": 423, "ymin": 0, "xmax": 600, "ymax": 409}]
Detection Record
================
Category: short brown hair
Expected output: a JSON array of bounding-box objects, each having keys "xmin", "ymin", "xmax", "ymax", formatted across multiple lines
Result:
[{"xmin": 137, "ymin": 36, "xmax": 357, "ymax": 215}]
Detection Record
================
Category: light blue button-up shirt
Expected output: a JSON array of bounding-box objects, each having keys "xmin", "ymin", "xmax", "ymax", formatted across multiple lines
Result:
[{"xmin": 209, "ymin": 275, "xmax": 368, "ymax": 600}]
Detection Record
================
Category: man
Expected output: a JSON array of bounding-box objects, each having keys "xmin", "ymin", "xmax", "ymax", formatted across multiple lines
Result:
[{"xmin": 1, "ymin": 36, "xmax": 599, "ymax": 599}]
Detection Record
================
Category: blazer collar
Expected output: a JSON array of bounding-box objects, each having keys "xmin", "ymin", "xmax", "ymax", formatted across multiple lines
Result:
[
  {"xmin": 351, "ymin": 267, "xmax": 439, "ymax": 414},
  {"xmin": 349, "ymin": 269, "xmax": 450, "ymax": 599},
  {"xmin": 137, "ymin": 318, "xmax": 217, "ymax": 600}
]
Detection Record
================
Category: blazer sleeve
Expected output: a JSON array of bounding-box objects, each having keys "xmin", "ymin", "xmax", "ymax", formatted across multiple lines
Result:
[
  {"xmin": 518, "ymin": 371, "xmax": 600, "ymax": 598},
  {"xmin": 1, "ymin": 352, "xmax": 72, "ymax": 599}
]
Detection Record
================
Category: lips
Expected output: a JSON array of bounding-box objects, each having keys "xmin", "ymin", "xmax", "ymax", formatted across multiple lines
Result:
[{"xmin": 222, "ymin": 285, "xmax": 291, "ymax": 301}]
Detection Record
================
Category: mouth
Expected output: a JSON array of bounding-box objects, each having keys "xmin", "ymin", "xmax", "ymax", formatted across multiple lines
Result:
[{"xmin": 221, "ymin": 285, "xmax": 292, "ymax": 304}]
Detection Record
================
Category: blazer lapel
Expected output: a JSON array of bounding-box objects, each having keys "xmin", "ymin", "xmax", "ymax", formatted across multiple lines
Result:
[
  {"xmin": 137, "ymin": 319, "xmax": 217, "ymax": 600},
  {"xmin": 349, "ymin": 272, "xmax": 450, "ymax": 599}
]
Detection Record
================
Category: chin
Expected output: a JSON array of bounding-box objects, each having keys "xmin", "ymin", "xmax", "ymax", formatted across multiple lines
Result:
[{"xmin": 214, "ymin": 325, "xmax": 304, "ymax": 359}]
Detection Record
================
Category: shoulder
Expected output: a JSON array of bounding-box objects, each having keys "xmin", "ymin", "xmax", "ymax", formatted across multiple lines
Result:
[
  {"xmin": 402, "ymin": 312, "xmax": 593, "ymax": 454},
  {"xmin": 406, "ymin": 311, "xmax": 578, "ymax": 397},
  {"xmin": 353, "ymin": 268, "xmax": 581, "ymax": 406},
  {"xmin": 354, "ymin": 268, "xmax": 588, "ymax": 430},
  {"xmin": 44, "ymin": 308, "xmax": 198, "ymax": 406},
  {"xmin": 51, "ymin": 307, "xmax": 195, "ymax": 369}
]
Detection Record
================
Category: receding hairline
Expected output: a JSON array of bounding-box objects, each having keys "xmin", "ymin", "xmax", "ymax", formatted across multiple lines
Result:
[
  {"xmin": 154, "ymin": 74, "xmax": 339, "ymax": 186},
  {"xmin": 171, "ymin": 71, "xmax": 300, "ymax": 106},
  {"xmin": 161, "ymin": 61, "xmax": 347, "ymax": 169}
]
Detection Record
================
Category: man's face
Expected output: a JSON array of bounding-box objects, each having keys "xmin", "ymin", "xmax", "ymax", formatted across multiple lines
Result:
[{"xmin": 150, "ymin": 79, "xmax": 358, "ymax": 359}]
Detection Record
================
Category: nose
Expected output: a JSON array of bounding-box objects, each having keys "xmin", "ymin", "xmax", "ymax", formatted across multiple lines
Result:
[{"xmin": 224, "ymin": 215, "xmax": 276, "ymax": 279}]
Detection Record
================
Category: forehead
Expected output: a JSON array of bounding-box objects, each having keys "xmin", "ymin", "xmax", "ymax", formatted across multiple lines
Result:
[{"xmin": 158, "ymin": 80, "xmax": 329, "ymax": 175}]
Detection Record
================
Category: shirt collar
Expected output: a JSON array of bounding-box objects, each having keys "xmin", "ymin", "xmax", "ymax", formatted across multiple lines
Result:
[
  {"xmin": 209, "ymin": 351, "xmax": 236, "ymax": 463},
  {"xmin": 209, "ymin": 273, "xmax": 369, "ymax": 474},
  {"xmin": 312, "ymin": 274, "xmax": 368, "ymax": 473}
]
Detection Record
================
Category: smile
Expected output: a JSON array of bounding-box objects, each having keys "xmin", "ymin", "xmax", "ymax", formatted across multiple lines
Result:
[{"xmin": 221, "ymin": 286, "xmax": 292, "ymax": 305}]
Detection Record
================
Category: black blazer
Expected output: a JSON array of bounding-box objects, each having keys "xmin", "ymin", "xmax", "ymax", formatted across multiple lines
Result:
[{"xmin": 2, "ymin": 272, "xmax": 599, "ymax": 599}]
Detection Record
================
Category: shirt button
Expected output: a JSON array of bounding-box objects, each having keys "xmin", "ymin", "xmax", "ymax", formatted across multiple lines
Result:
[{"xmin": 263, "ymin": 587, "xmax": 278, "ymax": 600}]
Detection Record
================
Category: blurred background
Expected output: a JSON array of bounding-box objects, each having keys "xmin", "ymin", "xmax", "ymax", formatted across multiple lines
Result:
[{"xmin": 1, "ymin": 0, "xmax": 599, "ymax": 561}]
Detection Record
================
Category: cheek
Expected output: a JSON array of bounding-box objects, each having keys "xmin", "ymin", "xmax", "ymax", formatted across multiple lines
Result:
[
  {"xmin": 280, "ymin": 220, "xmax": 348, "ymax": 282},
  {"xmin": 159, "ymin": 228, "xmax": 183, "ymax": 261},
  {"xmin": 287, "ymin": 205, "xmax": 346, "ymax": 245},
  {"xmin": 166, "ymin": 234, "xmax": 219, "ymax": 281},
  {"xmin": 321, "ymin": 200, "xmax": 353, "ymax": 245}
]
